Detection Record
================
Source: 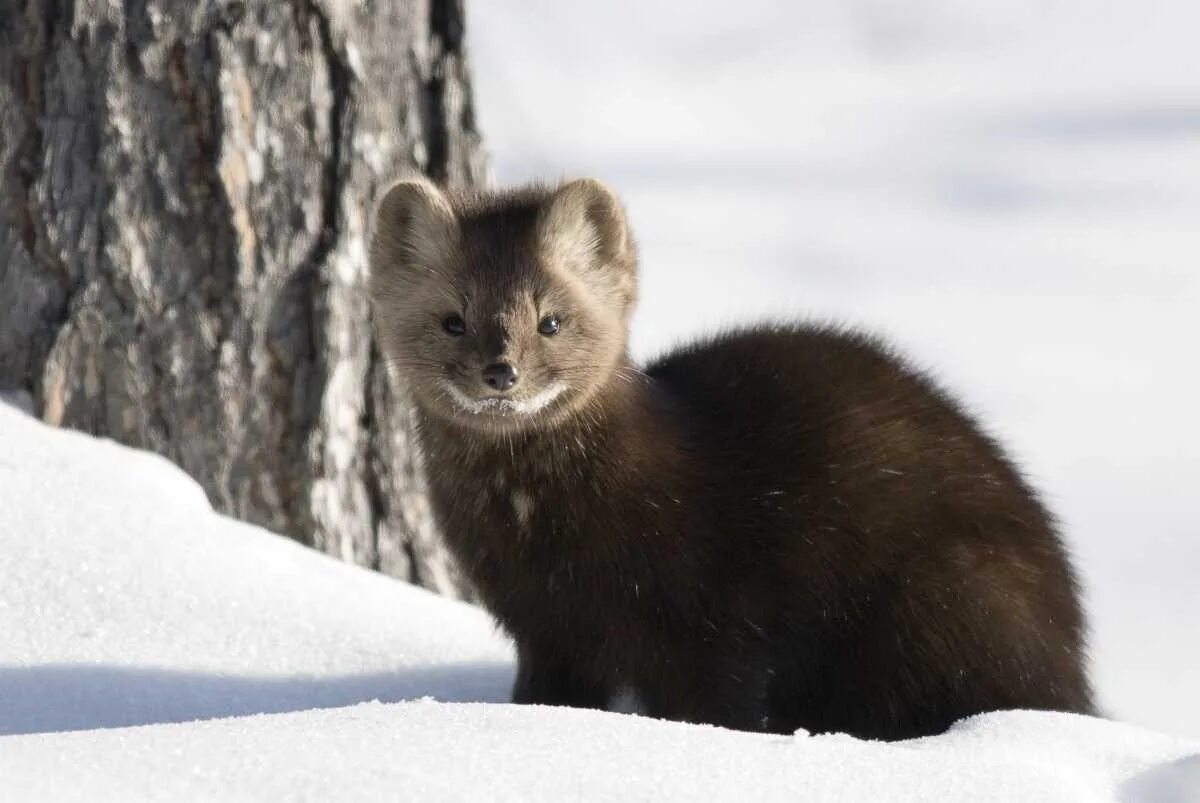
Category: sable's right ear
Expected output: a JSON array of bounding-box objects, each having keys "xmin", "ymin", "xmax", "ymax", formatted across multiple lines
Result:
[{"xmin": 369, "ymin": 175, "xmax": 458, "ymax": 286}]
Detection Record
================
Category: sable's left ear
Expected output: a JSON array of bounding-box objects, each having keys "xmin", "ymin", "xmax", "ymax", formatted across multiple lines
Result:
[{"xmin": 538, "ymin": 178, "xmax": 637, "ymax": 303}]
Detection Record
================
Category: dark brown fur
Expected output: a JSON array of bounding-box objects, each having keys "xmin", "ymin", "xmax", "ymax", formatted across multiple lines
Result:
[{"xmin": 369, "ymin": 176, "xmax": 1093, "ymax": 739}]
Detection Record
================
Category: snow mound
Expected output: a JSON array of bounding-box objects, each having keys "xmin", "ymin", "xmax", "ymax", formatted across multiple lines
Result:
[
  {"xmin": 0, "ymin": 403, "xmax": 513, "ymax": 737},
  {"xmin": 1, "ymin": 703, "xmax": 1197, "ymax": 802}
]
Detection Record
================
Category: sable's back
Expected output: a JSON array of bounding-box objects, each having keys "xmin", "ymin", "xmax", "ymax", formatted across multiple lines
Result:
[
  {"xmin": 645, "ymin": 324, "xmax": 978, "ymax": 461},
  {"xmin": 645, "ymin": 324, "xmax": 1068, "ymax": 559}
]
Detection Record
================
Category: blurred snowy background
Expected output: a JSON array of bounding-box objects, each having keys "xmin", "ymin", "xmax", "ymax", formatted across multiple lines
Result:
[{"xmin": 468, "ymin": 0, "xmax": 1200, "ymax": 736}]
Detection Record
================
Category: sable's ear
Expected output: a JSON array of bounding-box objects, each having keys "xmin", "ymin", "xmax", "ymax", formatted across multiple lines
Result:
[
  {"xmin": 369, "ymin": 175, "xmax": 458, "ymax": 289},
  {"xmin": 538, "ymin": 178, "xmax": 636, "ymax": 303}
]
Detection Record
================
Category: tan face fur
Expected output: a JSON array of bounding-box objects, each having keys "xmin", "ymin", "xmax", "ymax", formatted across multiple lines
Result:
[{"xmin": 369, "ymin": 177, "xmax": 637, "ymax": 434}]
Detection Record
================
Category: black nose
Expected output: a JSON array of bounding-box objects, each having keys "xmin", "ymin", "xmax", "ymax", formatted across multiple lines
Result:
[{"xmin": 482, "ymin": 362, "xmax": 519, "ymax": 392}]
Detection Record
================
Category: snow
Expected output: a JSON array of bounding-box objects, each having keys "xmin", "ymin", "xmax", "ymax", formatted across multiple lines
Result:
[
  {"xmin": 3, "ymin": 704, "xmax": 1198, "ymax": 803},
  {"xmin": 3, "ymin": 1, "xmax": 1200, "ymax": 798},
  {"xmin": 0, "ymin": 402, "xmax": 513, "ymax": 737},
  {"xmin": 468, "ymin": 0, "xmax": 1200, "ymax": 738}
]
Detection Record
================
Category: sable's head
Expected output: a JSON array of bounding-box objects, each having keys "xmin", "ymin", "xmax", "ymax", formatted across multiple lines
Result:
[{"xmin": 369, "ymin": 176, "xmax": 637, "ymax": 433}]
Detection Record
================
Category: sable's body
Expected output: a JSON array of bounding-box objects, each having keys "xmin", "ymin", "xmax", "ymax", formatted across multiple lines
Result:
[{"xmin": 370, "ymin": 177, "xmax": 1093, "ymax": 739}]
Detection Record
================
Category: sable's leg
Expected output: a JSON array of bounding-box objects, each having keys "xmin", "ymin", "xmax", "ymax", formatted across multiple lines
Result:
[
  {"xmin": 511, "ymin": 648, "xmax": 608, "ymax": 709},
  {"xmin": 694, "ymin": 669, "xmax": 775, "ymax": 733},
  {"xmin": 644, "ymin": 653, "xmax": 776, "ymax": 732}
]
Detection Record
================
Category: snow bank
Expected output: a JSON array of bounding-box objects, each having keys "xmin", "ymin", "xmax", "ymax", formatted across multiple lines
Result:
[
  {"xmin": 0, "ymin": 402, "xmax": 512, "ymax": 737},
  {"xmin": 2, "ymin": 698, "xmax": 1197, "ymax": 801}
]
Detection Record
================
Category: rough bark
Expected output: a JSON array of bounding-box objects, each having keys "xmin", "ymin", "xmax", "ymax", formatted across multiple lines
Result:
[{"xmin": 0, "ymin": 0, "xmax": 485, "ymax": 594}]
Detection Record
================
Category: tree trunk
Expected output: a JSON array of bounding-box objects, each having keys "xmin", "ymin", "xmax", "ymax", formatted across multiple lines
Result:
[{"xmin": 0, "ymin": 0, "xmax": 484, "ymax": 594}]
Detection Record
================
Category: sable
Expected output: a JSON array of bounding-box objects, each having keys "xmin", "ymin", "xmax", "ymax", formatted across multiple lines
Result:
[{"xmin": 369, "ymin": 175, "xmax": 1093, "ymax": 739}]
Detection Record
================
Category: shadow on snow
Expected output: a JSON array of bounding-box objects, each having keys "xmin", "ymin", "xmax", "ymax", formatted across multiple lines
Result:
[{"xmin": 0, "ymin": 661, "xmax": 515, "ymax": 736}]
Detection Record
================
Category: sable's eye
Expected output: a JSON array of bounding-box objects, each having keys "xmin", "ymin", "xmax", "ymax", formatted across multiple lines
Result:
[
  {"xmin": 442, "ymin": 314, "xmax": 466, "ymax": 336},
  {"xmin": 538, "ymin": 315, "xmax": 560, "ymax": 336}
]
